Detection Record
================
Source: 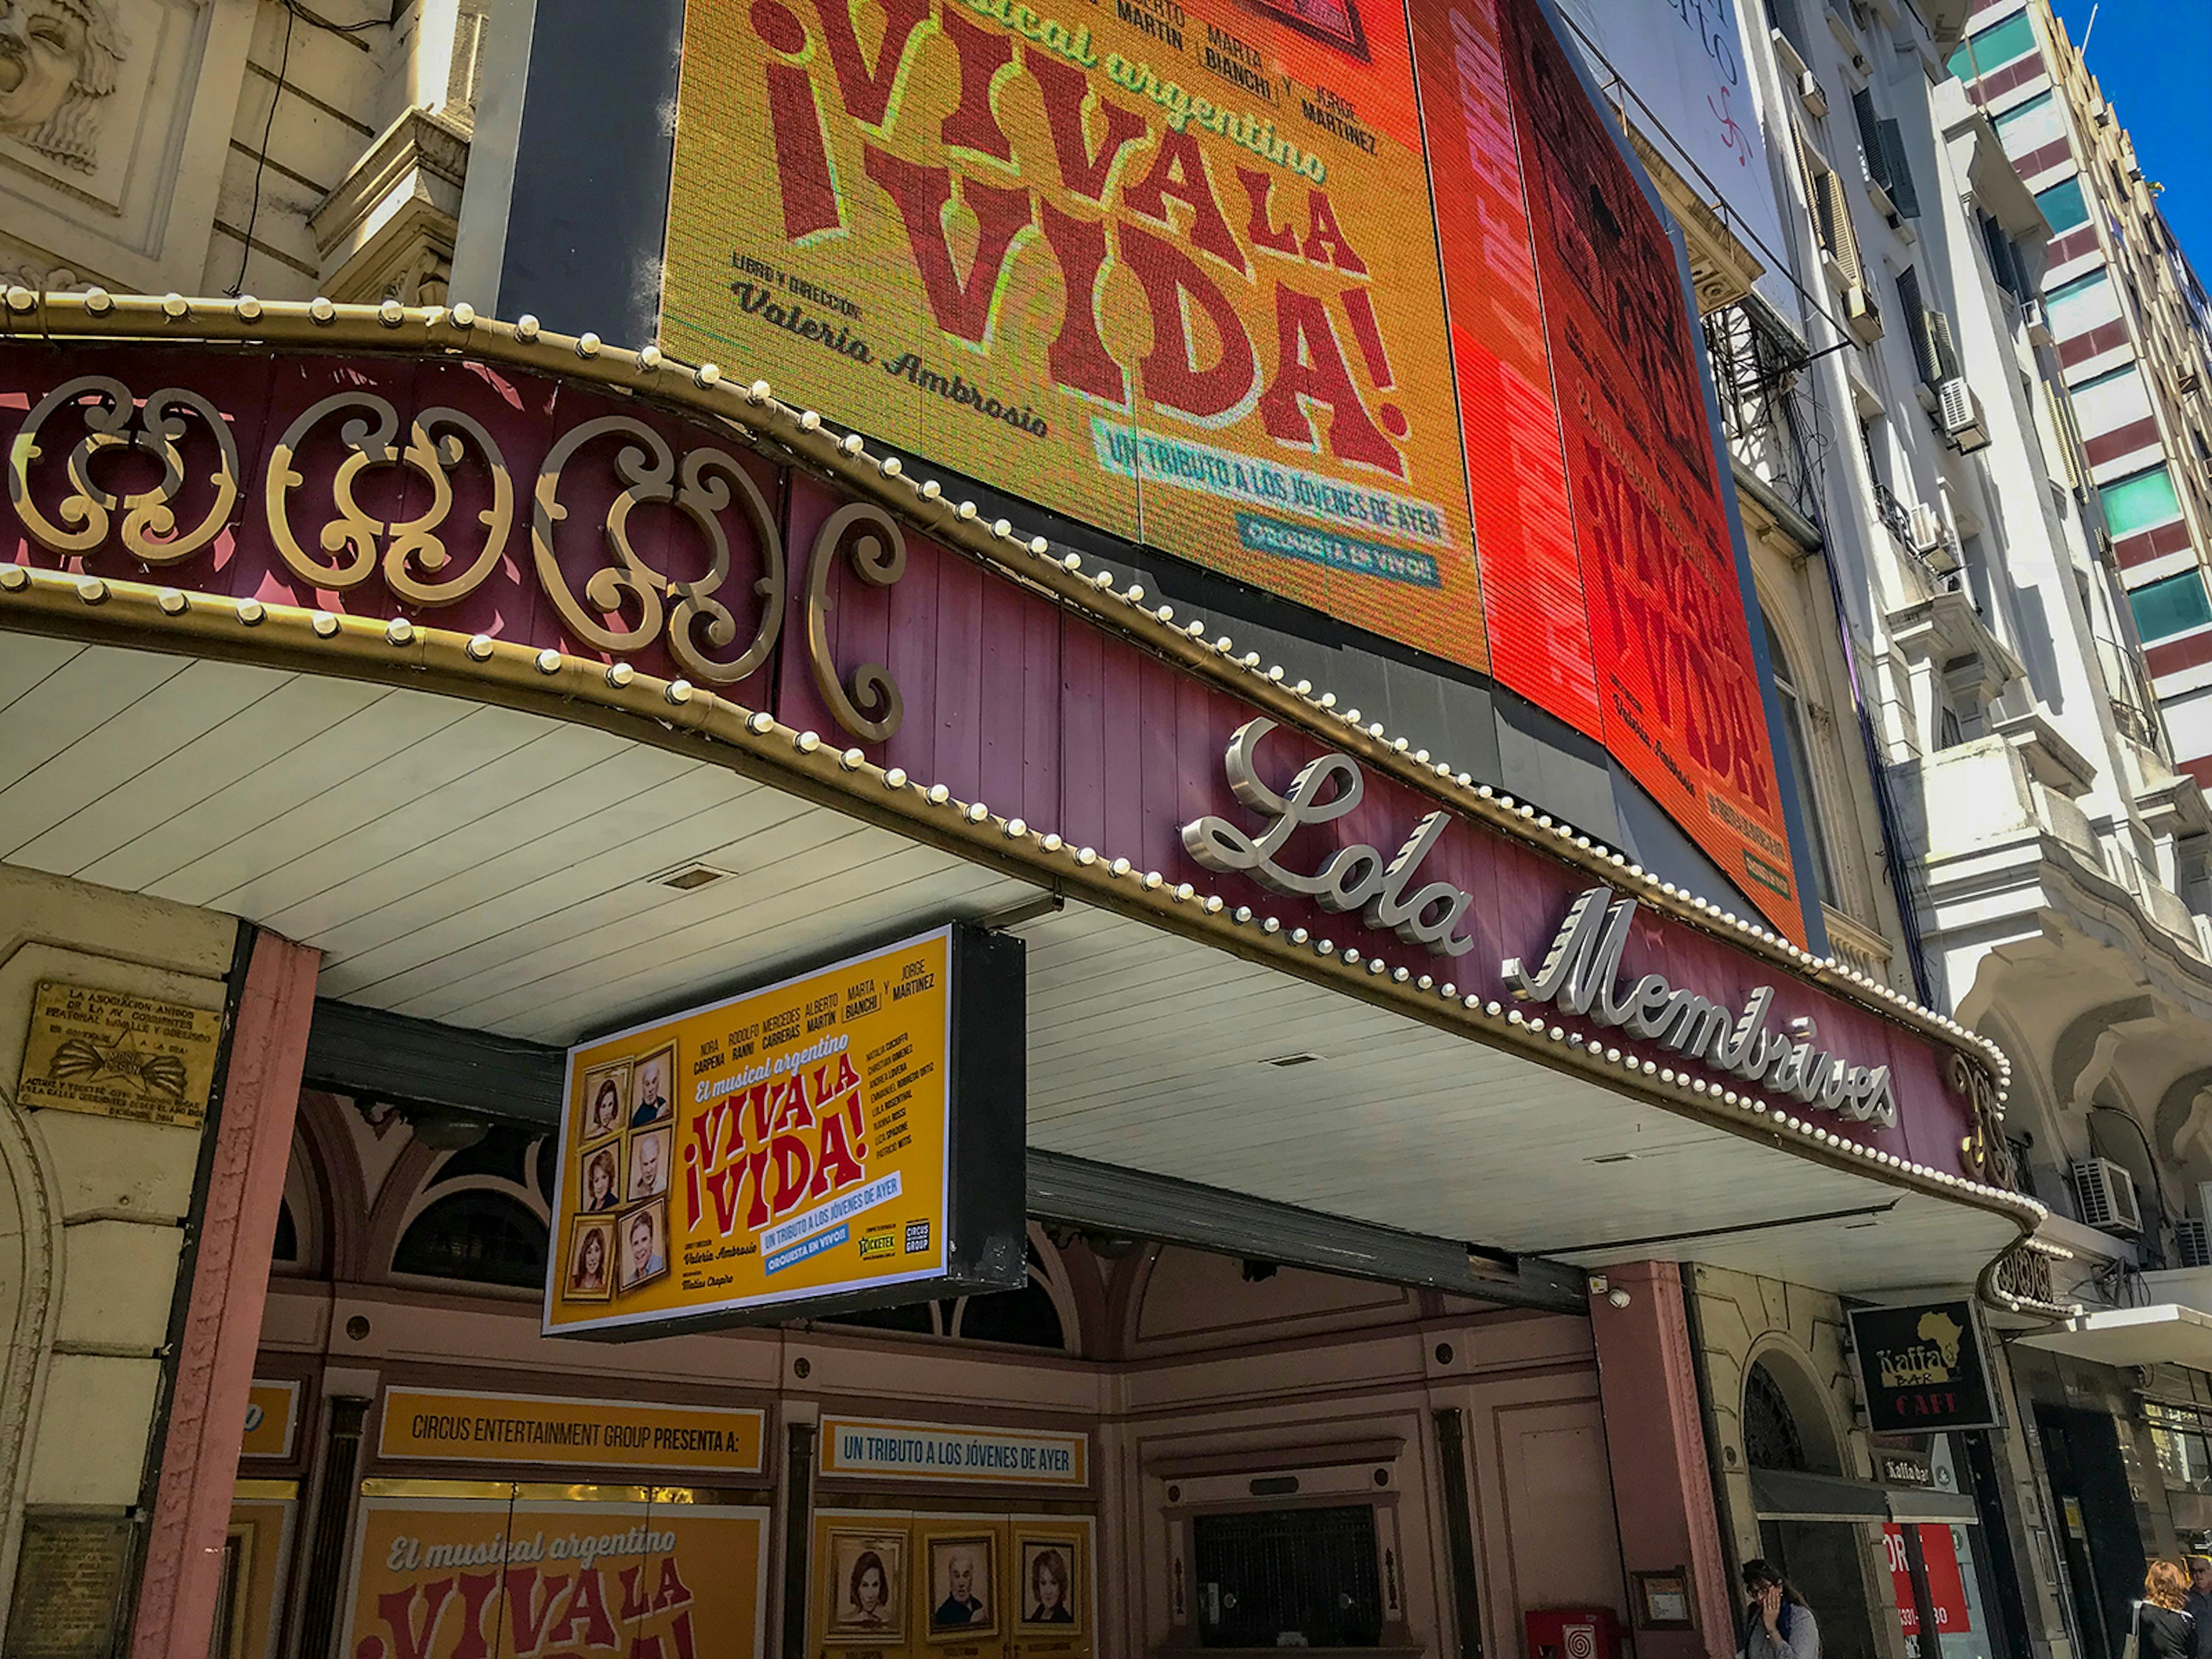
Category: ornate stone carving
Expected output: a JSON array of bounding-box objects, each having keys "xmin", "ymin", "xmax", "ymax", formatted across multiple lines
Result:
[
  {"xmin": 264, "ymin": 392, "xmax": 513, "ymax": 605},
  {"xmin": 531, "ymin": 415, "xmax": 785, "ymax": 684},
  {"xmin": 0, "ymin": 0, "xmax": 124, "ymax": 172},
  {"xmin": 804, "ymin": 501, "xmax": 907, "ymax": 743},
  {"xmin": 6, "ymin": 374, "xmax": 238, "ymax": 563}
]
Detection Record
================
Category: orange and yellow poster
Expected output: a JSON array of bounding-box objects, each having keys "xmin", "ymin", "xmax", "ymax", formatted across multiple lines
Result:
[
  {"xmin": 342, "ymin": 1494, "xmax": 768, "ymax": 1659},
  {"xmin": 661, "ymin": 0, "xmax": 1486, "ymax": 669},
  {"xmin": 545, "ymin": 929, "xmax": 954, "ymax": 1336}
]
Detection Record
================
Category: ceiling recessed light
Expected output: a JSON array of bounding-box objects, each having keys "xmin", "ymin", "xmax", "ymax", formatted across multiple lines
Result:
[
  {"xmin": 1261, "ymin": 1052, "xmax": 1325, "ymax": 1068},
  {"xmin": 1586, "ymin": 1152, "xmax": 1638, "ymax": 1165},
  {"xmin": 656, "ymin": 865, "xmax": 728, "ymax": 891}
]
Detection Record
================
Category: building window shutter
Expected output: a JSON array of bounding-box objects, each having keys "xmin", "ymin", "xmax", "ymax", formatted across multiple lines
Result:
[
  {"xmin": 1854, "ymin": 90, "xmax": 1889, "ymax": 188},
  {"xmin": 1878, "ymin": 119, "xmax": 1921, "ymax": 218}
]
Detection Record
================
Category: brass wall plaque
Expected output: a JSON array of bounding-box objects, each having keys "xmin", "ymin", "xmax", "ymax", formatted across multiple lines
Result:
[
  {"xmin": 2, "ymin": 1512, "xmax": 135, "ymax": 1658},
  {"xmin": 17, "ymin": 980, "xmax": 222, "ymax": 1128}
]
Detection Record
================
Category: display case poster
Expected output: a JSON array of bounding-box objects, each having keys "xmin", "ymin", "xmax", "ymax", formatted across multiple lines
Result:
[
  {"xmin": 545, "ymin": 926, "xmax": 1024, "ymax": 1338},
  {"xmin": 341, "ymin": 1496, "xmax": 769, "ymax": 1659}
]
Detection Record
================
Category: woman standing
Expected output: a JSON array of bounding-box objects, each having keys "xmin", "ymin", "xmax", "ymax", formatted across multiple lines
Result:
[
  {"xmin": 1739, "ymin": 1560, "xmax": 1819, "ymax": 1659},
  {"xmin": 2139, "ymin": 1561, "xmax": 2196, "ymax": 1659}
]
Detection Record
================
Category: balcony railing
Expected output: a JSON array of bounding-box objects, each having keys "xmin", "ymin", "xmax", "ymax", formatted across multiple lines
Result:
[{"xmin": 1703, "ymin": 298, "xmax": 1823, "ymax": 526}]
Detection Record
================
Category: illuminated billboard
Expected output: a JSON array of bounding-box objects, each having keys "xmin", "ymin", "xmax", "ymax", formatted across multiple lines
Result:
[
  {"xmin": 544, "ymin": 926, "xmax": 1026, "ymax": 1338},
  {"xmin": 658, "ymin": 0, "xmax": 1805, "ymax": 937}
]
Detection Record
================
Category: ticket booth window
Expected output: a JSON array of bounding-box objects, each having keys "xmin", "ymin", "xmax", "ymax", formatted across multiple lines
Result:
[{"xmin": 1192, "ymin": 1504, "xmax": 1384, "ymax": 1649}]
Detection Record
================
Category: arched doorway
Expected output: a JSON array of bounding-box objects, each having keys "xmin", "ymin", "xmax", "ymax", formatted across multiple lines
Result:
[{"xmin": 1745, "ymin": 1357, "xmax": 1882, "ymax": 1659}]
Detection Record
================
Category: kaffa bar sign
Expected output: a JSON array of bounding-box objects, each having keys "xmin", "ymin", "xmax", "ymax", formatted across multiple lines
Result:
[{"xmin": 1847, "ymin": 1301, "xmax": 2000, "ymax": 1433}]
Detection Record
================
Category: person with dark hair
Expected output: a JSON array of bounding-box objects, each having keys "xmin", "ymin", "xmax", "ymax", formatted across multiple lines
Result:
[
  {"xmin": 2141, "ymin": 1560, "xmax": 2196, "ymax": 1659},
  {"xmin": 1740, "ymin": 1560, "xmax": 1819, "ymax": 1659},
  {"xmin": 2182, "ymin": 1556, "xmax": 2212, "ymax": 1659}
]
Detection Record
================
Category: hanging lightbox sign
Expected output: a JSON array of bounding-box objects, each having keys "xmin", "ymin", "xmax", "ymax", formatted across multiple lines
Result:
[
  {"xmin": 1847, "ymin": 1300, "xmax": 2001, "ymax": 1434},
  {"xmin": 544, "ymin": 925, "xmax": 1027, "ymax": 1338}
]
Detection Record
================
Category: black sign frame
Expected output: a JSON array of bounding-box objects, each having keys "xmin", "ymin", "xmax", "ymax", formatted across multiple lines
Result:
[{"xmin": 1847, "ymin": 1300, "xmax": 2001, "ymax": 1434}]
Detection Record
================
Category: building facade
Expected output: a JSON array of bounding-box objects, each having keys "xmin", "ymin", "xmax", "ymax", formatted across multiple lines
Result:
[
  {"xmin": 1952, "ymin": 0, "xmax": 2212, "ymax": 794},
  {"xmin": 0, "ymin": 1, "xmax": 2143, "ymax": 1658}
]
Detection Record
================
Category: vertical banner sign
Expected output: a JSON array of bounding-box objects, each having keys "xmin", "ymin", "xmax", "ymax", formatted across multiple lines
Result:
[
  {"xmin": 656, "ymin": 0, "xmax": 1806, "ymax": 940},
  {"xmin": 341, "ymin": 1496, "xmax": 768, "ymax": 1659},
  {"xmin": 1846, "ymin": 1302, "xmax": 2001, "ymax": 1433},
  {"xmin": 1490, "ymin": 0, "xmax": 1797, "ymax": 921},
  {"xmin": 661, "ymin": 0, "xmax": 1488, "ymax": 667},
  {"xmin": 545, "ymin": 926, "xmax": 1025, "ymax": 1338}
]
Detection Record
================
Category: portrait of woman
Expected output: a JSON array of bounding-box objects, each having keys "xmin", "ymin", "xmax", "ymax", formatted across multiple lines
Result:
[
  {"xmin": 1020, "ymin": 1544, "xmax": 1076, "ymax": 1627},
  {"xmin": 581, "ymin": 1147, "xmax": 619, "ymax": 1213},
  {"xmin": 565, "ymin": 1221, "xmax": 611, "ymax": 1301},
  {"xmin": 630, "ymin": 1045, "xmax": 675, "ymax": 1127},
  {"xmin": 626, "ymin": 1126, "xmax": 672, "ymax": 1202},
  {"xmin": 825, "ymin": 1530, "xmax": 906, "ymax": 1644},
  {"xmin": 577, "ymin": 1061, "xmax": 630, "ymax": 1144}
]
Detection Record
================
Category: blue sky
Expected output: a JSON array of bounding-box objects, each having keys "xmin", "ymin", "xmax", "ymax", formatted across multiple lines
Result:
[{"xmin": 2050, "ymin": 0, "xmax": 2212, "ymax": 278}]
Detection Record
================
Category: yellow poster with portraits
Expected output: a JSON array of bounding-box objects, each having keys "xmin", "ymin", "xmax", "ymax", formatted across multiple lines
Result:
[
  {"xmin": 342, "ymin": 1491, "xmax": 768, "ymax": 1659},
  {"xmin": 547, "ymin": 928, "xmax": 984, "ymax": 1338}
]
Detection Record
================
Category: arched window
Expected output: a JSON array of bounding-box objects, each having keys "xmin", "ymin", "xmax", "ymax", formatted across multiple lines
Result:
[
  {"xmin": 950, "ymin": 1247, "xmax": 1070, "ymax": 1350},
  {"xmin": 272, "ymin": 1199, "xmax": 299, "ymax": 1264},
  {"xmin": 1762, "ymin": 608, "xmax": 1839, "ymax": 911},
  {"xmin": 1744, "ymin": 1359, "xmax": 1810, "ymax": 1472},
  {"xmin": 392, "ymin": 1192, "xmax": 548, "ymax": 1288}
]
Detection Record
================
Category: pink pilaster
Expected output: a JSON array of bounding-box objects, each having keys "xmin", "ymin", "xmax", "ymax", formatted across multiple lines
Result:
[
  {"xmin": 1589, "ymin": 1260, "xmax": 1736, "ymax": 1659},
  {"xmin": 131, "ymin": 931, "xmax": 319, "ymax": 1659}
]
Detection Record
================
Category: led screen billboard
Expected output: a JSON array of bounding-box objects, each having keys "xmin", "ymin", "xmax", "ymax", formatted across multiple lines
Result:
[{"xmin": 658, "ymin": 0, "xmax": 1805, "ymax": 937}]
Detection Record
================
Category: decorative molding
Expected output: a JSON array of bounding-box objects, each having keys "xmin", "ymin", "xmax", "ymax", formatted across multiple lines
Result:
[
  {"xmin": 9, "ymin": 374, "xmax": 238, "ymax": 563},
  {"xmin": 265, "ymin": 392, "xmax": 509, "ymax": 602},
  {"xmin": 804, "ymin": 501, "xmax": 907, "ymax": 743},
  {"xmin": 0, "ymin": 1084, "xmax": 64, "ymax": 1642}
]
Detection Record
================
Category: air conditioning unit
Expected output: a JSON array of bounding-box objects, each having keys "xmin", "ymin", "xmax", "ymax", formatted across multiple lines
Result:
[
  {"xmin": 2022, "ymin": 298, "xmax": 2054, "ymax": 346},
  {"xmin": 2072, "ymin": 1156, "xmax": 2145, "ymax": 1236},
  {"xmin": 1799, "ymin": 70, "xmax": 1830, "ymax": 117},
  {"xmin": 1939, "ymin": 377, "xmax": 1993, "ymax": 453},
  {"xmin": 1907, "ymin": 503, "xmax": 1961, "ymax": 572},
  {"xmin": 1845, "ymin": 282, "xmax": 1884, "ymax": 342},
  {"xmin": 2179, "ymin": 1218, "xmax": 2212, "ymax": 1270}
]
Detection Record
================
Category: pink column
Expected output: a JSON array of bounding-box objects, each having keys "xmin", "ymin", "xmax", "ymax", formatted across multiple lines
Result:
[
  {"xmin": 1589, "ymin": 1260, "xmax": 1736, "ymax": 1659},
  {"xmin": 131, "ymin": 931, "xmax": 320, "ymax": 1659}
]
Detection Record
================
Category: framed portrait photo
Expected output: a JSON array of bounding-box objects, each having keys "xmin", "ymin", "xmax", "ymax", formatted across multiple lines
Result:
[
  {"xmin": 926, "ymin": 1534, "xmax": 998, "ymax": 1642},
  {"xmin": 614, "ymin": 1197, "xmax": 670, "ymax": 1293},
  {"xmin": 628, "ymin": 1043, "xmax": 676, "ymax": 1129},
  {"xmin": 824, "ymin": 1528, "xmax": 907, "ymax": 1645},
  {"xmin": 576, "ymin": 1060, "xmax": 631, "ymax": 1147},
  {"xmin": 577, "ymin": 1143, "xmax": 622, "ymax": 1215},
  {"xmin": 626, "ymin": 1124, "xmax": 672, "ymax": 1203},
  {"xmin": 1016, "ymin": 1537, "xmax": 1082, "ymax": 1633},
  {"xmin": 1634, "ymin": 1567, "xmax": 1694, "ymax": 1631},
  {"xmin": 564, "ymin": 1218, "xmax": 614, "ymax": 1302}
]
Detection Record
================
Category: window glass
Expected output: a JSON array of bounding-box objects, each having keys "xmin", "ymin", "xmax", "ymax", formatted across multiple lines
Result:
[
  {"xmin": 1193, "ymin": 1506, "xmax": 1382, "ymax": 1649},
  {"xmin": 1763, "ymin": 609, "xmax": 1837, "ymax": 911},
  {"xmin": 1947, "ymin": 13, "xmax": 2037, "ymax": 80},
  {"xmin": 1993, "ymin": 90, "xmax": 2065, "ymax": 154},
  {"xmin": 2045, "ymin": 270, "xmax": 2119, "ymax": 339},
  {"xmin": 2036, "ymin": 176, "xmax": 2091, "ymax": 234},
  {"xmin": 392, "ymin": 1191, "xmax": 549, "ymax": 1287},
  {"xmin": 2102, "ymin": 466, "xmax": 2184, "ymax": 537},
  {"xmin": 2127, "ymin": 570, "xmax": 2212, "ymax": 642}
]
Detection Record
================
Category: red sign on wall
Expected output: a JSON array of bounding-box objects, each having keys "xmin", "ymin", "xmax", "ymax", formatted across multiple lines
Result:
[{"xmin": 1884, "ymin": 1524, "xmax": 1972, "ymax": 1642}]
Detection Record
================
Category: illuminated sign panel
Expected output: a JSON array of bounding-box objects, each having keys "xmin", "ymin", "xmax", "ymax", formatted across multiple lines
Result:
[
  {"xmin": 544, "ymin": 926, "xmax": 1025, "ymax": 1338},
  {"xmin": 658, "ymin": 0, "xmax": 1802, "ymax": 937}
]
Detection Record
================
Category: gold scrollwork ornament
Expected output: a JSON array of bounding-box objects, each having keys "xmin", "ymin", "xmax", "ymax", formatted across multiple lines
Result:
[
  {"xmin": 7, "ymin": 376, "xmax": 240, "ymax": 563},
  {"xmin": 532, "ymin": 416, "xmax": 784, "ymax": 684},
  {"xmin": 264, "ymin": 392, "xmax": 514, "ymax": 605},
  {"xmin": 804, "ymin": 502, "xmax": 907, "ymax": 744}
]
